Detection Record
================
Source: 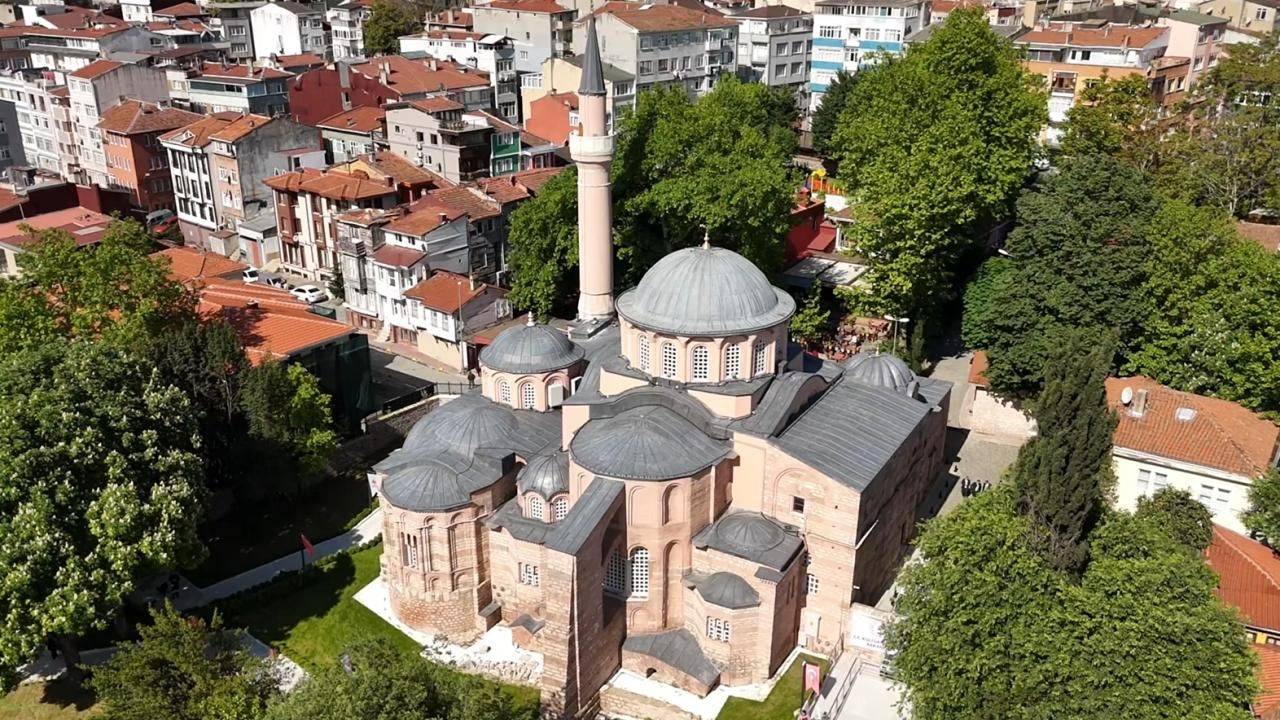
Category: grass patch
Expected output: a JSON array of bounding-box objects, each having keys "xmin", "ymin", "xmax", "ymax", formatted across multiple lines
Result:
[
  {"xmin": 717, "ymin": 654, "xmax": 831, "ymax": 720},
  {"xmin": 0, "ymin": 680, "xmax": 99, "ymax": 719},
  {"xmin": 221, "ymin": 542, "xmax": 540, "ymax": 715},
  {"xmin": 186, "ymin": 475, "xmax": 374, "ymax": 586}
]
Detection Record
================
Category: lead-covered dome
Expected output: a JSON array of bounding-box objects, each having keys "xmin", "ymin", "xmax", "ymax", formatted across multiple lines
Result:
[
  {"xmin": 480, "ymin": 319, "xmax": 583, "ymax": 374},
  {"xmin": 843, "ymin": 352, "xmax": 915, "ymax": 393},
  {"xmin": 696, "ymin": 572, "xmax": 760, "ymax": 609},
  {"xmin": 518, "ymin": 451, "xmax": 569, "ymax": 499},
  {"xmin": 616, "ymin": 246, "xmax": 795, "ymax": 336},
  {"xmin": 570, "ymin": 405, "xmax": 729, "ymax": 481},
  {"xmin": 382, "ymin": 459, "xmax": 471, "ymax": 512},
  {"xmin": 403, "ymin": 396, "xmax": 518, "ymax": 456}
]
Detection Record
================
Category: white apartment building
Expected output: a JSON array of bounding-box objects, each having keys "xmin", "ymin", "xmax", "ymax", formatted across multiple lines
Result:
[
  {"xmin": 19, "ymin": 8, "xmax": 168, "ymax": 75},
  {"xmin": 67, "ymin": 60, "xmax": 168, "ymax": 187},
  {"xmin": 0, "ymin": 69, "xmax": 60, "ymax": 173},
  {"xmin": 328, "ymin": 0, "xmax": 370, "ymax": 59},
  {"xmin": 251, "ymin": 0, "xmax": 328, "ymax": 61},
  {"xmin": 808, "ymin": 0, "xmax": 927, "ymax": 112},
  {"xmin": 471, "ymin": 0, "xmax": 577, "ymax": 72},
  {"xmin": 399, "ymin": 31, "xmax": 522, "ymax": 123},
  {"xmin": 160, "ymin": 115, "xmax": 222, "ymax": 247},
  {"xmin": 734, "ymin": 5, "xmax": 813, "ymax": 103},
  {"xmin": 1106, "ymin": 377, "xmax": 1280, "ymax": 535},
  {"xmin": 577, "ymin": 3, "xmax": 739, "ymax": 98}
]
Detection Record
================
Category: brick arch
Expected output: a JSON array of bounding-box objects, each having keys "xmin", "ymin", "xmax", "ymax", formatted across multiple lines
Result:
[{"xmin": 768, "ymin": 468, "xmax": 812, "ymax": 518}]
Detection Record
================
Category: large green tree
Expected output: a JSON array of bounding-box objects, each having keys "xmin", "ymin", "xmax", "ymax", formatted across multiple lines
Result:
[
  {"xmin": 889, "ymin": 488, "xmax": 1258, "ymax": 720},
  {"xmin": 506, "ymin": 78, "xmax": 799, "ymax": 313},
  {"xmin": 810, "ymin": 71, "xmax": 856, "ymax": 158},
  {"xmin": 829, "ymin": 8, "xmax": 1045, "ymax": 318},
  {"xmin": 1244, "ymin": 469, "xmax": 1280, "ymax": 544},
  {"xmin": 0, "ymin": 341, "xmax": 205, "ymax": 687},
  {"xmin": 963, "ymin": 156, "xmax": 1155, "ymax": 396},
  {"xmin": 1011, "ymin": 334, "xmax": 1117, "ymax": 575},
  {"xmin": 92, "ymin": 604, "xmax": 278, "ymax": 720},
  {"xmin": 1059, "ymin": 74, "xmax": 1161, "ymax": 171},
  {"xmin": 1135, "ymin": 487, "xmax": 1214, "ymax": 553},
  {"xmin": 362, "ymin": 0, "xmax": 423, "ymax": 56},
  {"xmin": 240, "ymin": 361, "xmax": 340, "ymax": 480}
]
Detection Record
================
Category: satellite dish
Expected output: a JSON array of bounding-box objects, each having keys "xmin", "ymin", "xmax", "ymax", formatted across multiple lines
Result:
[{"xmin": 1120, "ymin": 387, "xmax": 1134, "ymax": 405}]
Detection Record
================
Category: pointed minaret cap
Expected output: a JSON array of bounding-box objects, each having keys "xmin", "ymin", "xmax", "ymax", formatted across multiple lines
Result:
[{"xmin": 579, "ymin": 16, "xmax": 607, "ymax": 97}]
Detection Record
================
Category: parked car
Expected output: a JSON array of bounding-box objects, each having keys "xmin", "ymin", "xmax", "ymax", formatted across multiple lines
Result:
[
  {"xmin": 290, "ymin": 285, "xmax": 327, "ymax": 304},
  {"xmin": 150, "ymin": 215, "xmax": 179, "ymax": 236},
  {"xmin": 144, "ymin": 208, "xmax": 174, "ymax": 229},
  {"xmin": 243, "ymin": 269, "xmax": 289, "ymax": 288},
  {"xmin": 242, "ymin": 268, "xmax": 260, "ymax": 284}
]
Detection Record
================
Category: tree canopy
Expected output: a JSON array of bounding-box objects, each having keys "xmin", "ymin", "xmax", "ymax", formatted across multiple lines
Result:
[
  {"xmin": 810, "ymin": 71, "xmax": 856, "ymax": 159},
  {"xmin": 828, "ymin": 8, "xmax": 1045, "ymax": 318},
  {"xmin": 239, "ymin": 361, "xmax": 340, "ymax": 479},
  {"xmin": 1059, "ymin": 74, "xmax": 1161, "ymax": 171},
  {"xmin": 1244, "ymin": 469, "xmax": 1280, "ymax": 545},
  {"xmin": 506, "ymin": 78, "xmax": 800, "ymax": 315},
  {"xmin": 362, "ymin": 0, "xmax": 423, "ymax": 56}
]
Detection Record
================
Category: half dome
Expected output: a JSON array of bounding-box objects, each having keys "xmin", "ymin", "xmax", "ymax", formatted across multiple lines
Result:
[
  {"xmin": 616, "ymin": 245, "xmax": 795, "ymax": 336},
  {"xmin": 843, "ymin": 352, "xmax": 915, "ymax": 393},
  {"xmin": 403, "ymin": 397, "xmax": 519, "ymax": 456},
  {"xmin": 518, "ymin": 451, "xmax": 570, "ymax": 499},
  {"xmin": 480, "ymin": 321, "xmax": 583, "ymax": 374},
  {"xmin": 569, "ymin": 405, "xmax": 728, "ymax": 481},
  {"xmin": 382, "ymin": 460, "xmax": 471, "ymax": 512}
]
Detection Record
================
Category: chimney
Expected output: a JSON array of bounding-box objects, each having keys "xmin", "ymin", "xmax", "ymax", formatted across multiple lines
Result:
[
  {"xmin": 378, "ymin": 61, "xmax": 390, "ymax": 85},
  {"xmin": 469, "ymin": 272, "xmax": 478, "ymax": 291},
  {"xmin": 438, "ymin": 211, "xmax": 447, "ymax": 224},
  {"xmin": 338, "ymin": 60, "xmax": 351, "ymax": 89},
  {"xmin": 429, "ymin": 58, "xmax": 438, "ymax": 71},
  {"xmin": 1132, "ymin": 389, "xmax": 1149, "ymax": 417}
]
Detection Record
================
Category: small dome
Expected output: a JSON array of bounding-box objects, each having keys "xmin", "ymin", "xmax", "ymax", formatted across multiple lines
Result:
[
  {"xmin": 570, "ymin": 405, "xmax": 728, "ymax": 481},
  {"xmin": 696, "ymin": 572, "xmax": 760, "ymax": 609},
  {"xmin": 714, "ymin": 512, "xmax": 788, "ymax": 555},
  {"xmin": 616, "ymin": 245, "xmax": 795, "ymax": 336},
  {"xmin": 518, "ymin": 451, "xmax": 569, "ymax": 499},
  {"xmin": 843, "ymin": 352, "xmax": 915, "ymax": 393},
  {"xmin": 480, "ymin": 319, "xmax": 583, "ymax": 374},
  {"xmin": 382, "ymin": 460, "xmax": 470, "ymax": 512},
  {"xmin": 403, "ymin": 397, "xmax": 518, "ymax": 456}
]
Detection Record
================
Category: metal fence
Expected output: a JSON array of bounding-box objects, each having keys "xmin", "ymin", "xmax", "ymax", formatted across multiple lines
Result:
[{"xmin": 378, "ymin": 381, "xmax": 475, "ymax": 415}]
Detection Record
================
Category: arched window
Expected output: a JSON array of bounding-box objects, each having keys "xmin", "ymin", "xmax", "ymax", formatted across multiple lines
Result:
[
  {"xmin": 552, "ymin": 496, "xmax": 569, "ymax": 521},
  {"xmin": 691, "ymin": 345, "xmax": 709, "ymax": 381},
  {"xmin": 630, "ymin": 546, "xmax": 650, "ymax": 598},
  {"xmin": 520, "ymin": 382, "xmax": 536, "ymax": 409},
  {"xmin": 604, "ymin": 550, "xmax": 627, "ymax": 596},
  {"xmin": 754, "ymin": 340, "xmax": 768, "ymax": 376},
  {"xmin": 661, "ymin": 342, "xmax": 677, "ymax": 379},
  {"xmin": 638, "ymin": 334, "xmax": 651, "ymax": 372},
  {"xmin": 528, "ymin": 494, "xmax": 545, "ymax": 521},
  {"xmin": 498, "ymin": 381, "xmax": 511, "ymax": 404},
  {"xmin": 724, "ymin": 344, "xmax": 741, "ymax": 380}
]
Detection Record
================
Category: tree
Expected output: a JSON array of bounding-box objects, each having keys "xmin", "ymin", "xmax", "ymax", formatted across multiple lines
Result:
[
  {"xmin": 239, "ymin": 361, "xmax": 339, "ymax": 478},
  {"xmin": 327, "ymin": 265, "xmax": 345, "ymax": 300},
  {"xmin": 829, "ymin": 9, "xmax": 1045, "ymax": 319},
  {"xmin": 1011, "ymin": 334, "xmax": 1117, "ymax": 575},
  {"xmin": 1059, "ymin": 74, "xmax": 1161, "ymax": 171},
  {"xmin": 92, "ymin": 604, "xmax": 278, "ymax": 720},
  {"xmin": 810, "ymin": 71, "xmax": 856, "ymax": 158},
  {"xmin": 0, "ymin": 341, "xmax": 205, "ymax": 688},
  {"xmin": 362, "ymin": 0, "xmax": 422, "ymax": 56},
  {"xmin": 789, "ymin": 288, "xmax": 830, "ymax": 347},
  {"xmin": 1243, "ymin": 469, "xmax": 1280, "ymax": 544},
  {"xmin": 888, "ymin": 487, "xmax": 1258, "ymax": 720},
  {"xmin": 965, "ymin": 156, "xmax": 1155, "ymax": 396},
  {"xmin": 265, "ymin": 639, "xmax": 535, "ymax": 720},
  {"xmin": 1135, "ymin": 487, "xmax": 1214, "ymax": 553},
  {"xmin": 506, "ymin": 79, "xmax": 799, "ymax": 313}
]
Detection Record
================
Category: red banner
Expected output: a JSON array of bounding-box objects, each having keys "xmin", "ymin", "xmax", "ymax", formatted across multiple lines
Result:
[
  {"xmin": 803, "ymin": 661, "xmax": 822, "ymax": 695},
  {"xmin": 300, "ymin": 533, "xmax": 315, "ymax": 558}
]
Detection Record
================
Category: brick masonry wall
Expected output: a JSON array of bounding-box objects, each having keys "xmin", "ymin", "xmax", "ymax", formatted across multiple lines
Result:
[{"xmin": 600, "ymin": 684, "xmax": 702, "ymax": 720}]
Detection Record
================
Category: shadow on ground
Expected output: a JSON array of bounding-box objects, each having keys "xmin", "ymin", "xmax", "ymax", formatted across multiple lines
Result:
[{"xmin": 39, "ymin": 677, "xmax": 96, "ymax": 712}]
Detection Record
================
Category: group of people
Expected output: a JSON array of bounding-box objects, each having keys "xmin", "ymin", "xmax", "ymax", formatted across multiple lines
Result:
[{"xmin": 959, "ymin": 477, "xmax": 991, "ymax": 498}]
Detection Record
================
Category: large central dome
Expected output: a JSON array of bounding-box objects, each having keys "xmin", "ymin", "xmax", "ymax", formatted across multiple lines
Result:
[{"xmin": 616, "ymin": 246, "xmax": 796, "ymax": 336}]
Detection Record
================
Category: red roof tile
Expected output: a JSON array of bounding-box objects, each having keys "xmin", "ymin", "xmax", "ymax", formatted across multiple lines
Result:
[
  {"xmin": 1206, "ymin": 525, "xmax": 1280, "ymax": 633},
  {"xmin": 198, "ymin": 279, "xmax": 352, "ymax": 362},
  {"xmin": 274, "ymin": 53, "xmax": 325, "ymax": 67},
  {"xmin": 97, "ymin": 100, "xmax": 202, "ymax": 135},
  {"xmin": 197, "ymin": 62, "xmax": 292, "ymax": 80},
  {"xmin": 586, "ymin": 1, "xmax": 736, "ymax": 30},
  {"xmin": 351, "ymin": 55, "xmax": 489, "ymax": 94},
  {"xmin": 69, "ymin": 59, "xmax": 122, "ymax": 80},
  {"xmin": 383, "ymin": 205, "xmax": 464, "ymax": 236},
  {"xmin": 404, "ymin": 270, "xmax": 500, "ymax": 312},
  {"xmin": 0, "ymin": 207, "xmax": 112, "ymax": 249},
  {"xmin": 315, "ymin": 106, "xmax": 385, "ymax": 133},
  {"xmin": 207, "ymin": 113, "xmax": 274, "ymax": 142},
  {"xmin": 413, "ymin": 186, "xmax": 501, "ymax": 221},
  {"xmin": 1020, "ymin": 24, "xmax": 1168, "ymax": 49},
  {"xmin": 154, "ymin": 2, "xmax": 206, "ymax": 17},
  {"xmin": 153, "ymin": 247, "xmax": 247, "ymax": 283},
  {"xmin": 159, "ymin": 112, "xmax": 241, "ymax": 147},
  {"xmin": 483, "ymin": 0, "xmax": 573, "ymax": 13},
  {"xmin": 1106, "ymin": 376, "xmax": 1280, "ymax": 477},
  {"xmin": 264, "ymin": 167, "xmax": 398, "ymax": 201},
  {"xmin": 409, "ymin": 96, "xmax": 466, "ymax": 113},
  {"xmin": 1258, "ymin": 645, "xmax": 1280, "ymax": 720},
  {"xmin": 371, "ymin": 244, "xmax": 429, "ymax": 267}
]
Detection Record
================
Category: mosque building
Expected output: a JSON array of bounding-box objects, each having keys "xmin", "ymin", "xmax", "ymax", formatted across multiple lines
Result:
[{"xmin": 369, "ymin": 17, "xmax": 950, "ymax": 718}]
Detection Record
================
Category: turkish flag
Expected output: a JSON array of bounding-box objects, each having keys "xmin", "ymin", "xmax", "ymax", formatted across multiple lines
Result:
[
  {"xmin": 803, "ymin": 661, "xmax": 821, "ymax": 695},
  {"xmin": 300, "ymin": 533, "xmax": 315, "ymax": 559}
]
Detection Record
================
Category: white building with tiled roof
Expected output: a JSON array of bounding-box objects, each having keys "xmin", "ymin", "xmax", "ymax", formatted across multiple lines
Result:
[{"xmin": 250, "ymin": 0, "xmax": 328, "ymax": 61}]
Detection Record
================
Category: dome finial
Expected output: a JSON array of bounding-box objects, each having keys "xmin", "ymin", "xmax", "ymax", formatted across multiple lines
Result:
[
  {"xmin": 526, "ymin": 312, "xmax": 536, "ymax": 327},
  {"xmin": 702, "ymin": 226, "xmax": 710, "ymax": 249}
]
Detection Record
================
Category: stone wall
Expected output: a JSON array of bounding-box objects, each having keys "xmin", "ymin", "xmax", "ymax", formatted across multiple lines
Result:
[{"xmin": 599, "ymin": 684, "xmax": 701, "ymax": 720}]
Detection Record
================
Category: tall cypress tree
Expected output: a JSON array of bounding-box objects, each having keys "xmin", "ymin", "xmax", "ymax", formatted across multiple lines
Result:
[{"xmin": 1012, "ymin": 331, "xmax": 1118, "ymax": 575}]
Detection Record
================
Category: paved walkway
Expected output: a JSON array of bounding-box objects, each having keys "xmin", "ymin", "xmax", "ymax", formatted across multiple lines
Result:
[{"xmin": 177, "ymin": 508, "xmax": 384, "ymax": 610}]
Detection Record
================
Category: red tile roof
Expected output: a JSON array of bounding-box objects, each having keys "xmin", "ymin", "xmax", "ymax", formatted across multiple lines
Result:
[
  {"xmin": 351, "ymin": 55, "xmax": 490, "ymax": 94},
  {"xmin": 1106, "ymin": 376, "xmax": 1280, "ymax": 478},
  {"xmin": 586, "ymin": 1, "xmax": 737, "ymax": 30},
  {"xmin": 207, "ymin": 113, "xmax": 274, "ymax": 142},
  {"xmin": 1238, "ymin": 221, "xmax": 1280, "ymax": 254},
  {"xmin": 371, "ymin": 244, "xmax": 429, "ymax": 268},
  {"xmin": 153, "ymin": 2, "xmax": 206, "ymax": 17},
  {"xmin": 474, "ymin": 166, "xmax": 566, "ymax": 203},
  {"xmin": 409, "ymin": 96, "xmax": 465, "ymax": 113},
  {"xmin": 315, "ymin": 106, "xmax": 385, "ymax": 133},
  {"xmin": 198, "ymin": 279, "xmax": 353, "ymax": 362},
  {"xmin": 1020, "ymin": 24, "xmax": 1168, "ymax": 49},
  {"xmin": 1206, "ymin": 525, "xmax": 1280, "ymax": 633},
  {"xmin": 197, "ymin": 62, "xmax": 292, "ymax": 80},
  {"xmin": 0, "ymin": 207, "xmax": 112, "ymax": 249},
  {"xmin": 264, "ymin": 167, "xmax": 399, "ymax": 201},
  {"xmin": 159, "ymin": 112, "xmax": 242, "ymax": 147},
  {"xmin": 412, "ymin": 29, "xmax": 486, "ymax": 41},
  {"xmin": 69, "ymin": 59, "xmax": 122, "ymax": 80},
  {"xmin": 1258, "ymin": 645, "xmax": 1280, "ymax": 720},
  {"xmin": 274, "ymin": 53, "xmax": 325, "ymax": 67},
  {"xmin": 484, "ymin": 0, "xmax": 573, "ymax": 13},
  {"xmin": 331, "ymin": 151, "xmax": 451, "ymax": 188},
  {"xmin": 384, "ymin": 205, "xmax": 464, "ymax": 236},
  {"xmin": 405, "ymin": 270, "xmax": 500, "ymax": 312},
  {"xmin": 153, "ymin": 247, "xmax": 247, "ymax": 283},
  {"xmin": 414, "ymin": 186, "xmax": 501, "ymax": 221},
  {"xmin": 97, "ymin": 100, "xmax": 202, "ymax": 135}
]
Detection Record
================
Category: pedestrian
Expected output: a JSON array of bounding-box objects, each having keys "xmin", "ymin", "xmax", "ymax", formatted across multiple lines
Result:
[
  {"xmin": 466, "ymin": 369, "xmax": 476, "ymax": 388},
  {"xmin": 46, "ymin": 638, "xmax": 58, "ymax": 659}
]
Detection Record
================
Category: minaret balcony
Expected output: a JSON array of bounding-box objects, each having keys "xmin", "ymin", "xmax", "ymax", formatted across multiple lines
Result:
[{"xmin": 569, "ymin": 132, "xmax": 615, "ymax": 161}]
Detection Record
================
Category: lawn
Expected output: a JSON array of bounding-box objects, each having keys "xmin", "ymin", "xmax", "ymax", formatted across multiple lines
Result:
[
  {"xmin": 717, "ymin": 654, "xmax": 831, "ymax": 720},
  {"xmin": 0, "ymin": 680, "xmax": 99, "ymax": 720},
  {"xmin": 186, "ymin": 475, "xmax": 375, "ymax": 586}
]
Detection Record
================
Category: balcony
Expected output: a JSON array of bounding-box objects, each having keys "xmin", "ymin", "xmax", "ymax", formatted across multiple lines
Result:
[
  {"xmin": 497, "ymin": 69, "xmax": 516, "ymax": 82},
  {"xmin": 569, "ymin": 132, "xmax": 614, "ymax": 161}
]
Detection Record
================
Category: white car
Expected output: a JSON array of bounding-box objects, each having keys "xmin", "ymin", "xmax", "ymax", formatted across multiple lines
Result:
[{"xmin": 290, "ymin": 285, "xmax": 327, "ymax": 304}]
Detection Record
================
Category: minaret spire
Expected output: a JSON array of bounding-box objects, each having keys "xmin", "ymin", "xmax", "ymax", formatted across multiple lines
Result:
[{"xmin": 571, "ymin": 16, "xmax": 615, "ymax": 327}]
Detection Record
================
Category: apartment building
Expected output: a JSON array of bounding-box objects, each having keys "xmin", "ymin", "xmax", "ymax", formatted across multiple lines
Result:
[
  {"xmin": 475, "ymin": 109, "xmax": 558, "ymax": 174},
  {"xmin": 808, "ymin": 0, "xmax": 928, "ymax": 112},
  {"xmin": 0, "ymin": 69, "xmax": 60, "ymax": 173},
  {"xmin": 288, "ymin": 56, "xmax": 494, "ymax": 127},
  {"xmin": 0, "ymin": 100, "xmax": 25, "ymax": 171},
  {"xmin": 401, "ymin": 270, "xmax": 510, "ymax": 370},
  {"xmin": 1018, "ymin": 23, "xmax": 1175, "ymax": 145},
  {"xmin": 251, "ymin": 1, "xmax": 329, "ymax": 61},
  {"xmin": 471, "ymin": 0, "xmax": 577, "ymax": 71},
  {"xmin": 145, "ymin": 18, "xmax": 223, "ymax": 49},
  {"xmin": 160, "ymin": 112, "xmax": 323, "ymax": 249},
  {"xmin": 576, "ymin": 3, "xmax": 739, "ymax": 98},
  {"xmin": 1052, "ymin": 6, "xmax": 1227, "ymax": 87},
  {"xmin": 98, "ymin": 100, "xmax": 202, "ymax": 211},
  {"xmin": 328, "ymin": 0, "xmax": 371, "ymax": 60},
  {"xmin": 734, "ymin": 6, "xmax": 813, "ymax": 106},
  {"xmin": 186, "ymin": 62, "xmax": 291, "ymax": 116},
  {"xmin": 385, "ymin": 98, "xmax": 495, "ymax": 183},
  {"xmin": 928, "ymin": 0, "xmax": 1023, "ymax": 26},
  {"xmin": 398, "ymin": 31, "xmax": 521, "ymax": 122},
  {"xmin": 14, "ymin": 8, "xmax": 167, "ymax": 75},
  {"xmin": 521, "ymin": 52, "xmax": 634, "ymax": 123},
  {"xmin": 264, "ymin": 153, "xmax": 445, "ymax": 280},
  {"xmin": 207, "ymin": 0, "xmax": 267, "ymax": 60},
  {"xmin": 66, "ymin": 59, "xmax": 169, "ymax": 187},
  {"xmin": 316, "ymin": 106, "xmax": 384, "ymax": 164},
  {"xmin": 1197, "ymin": 0, "xmax": 1276, "ymax": 35}
]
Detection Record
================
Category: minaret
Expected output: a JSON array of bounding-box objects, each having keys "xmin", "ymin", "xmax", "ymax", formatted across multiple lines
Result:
[{"xmin": 571, "ymin": 16, "xmax": 615, "ymax": 325}]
